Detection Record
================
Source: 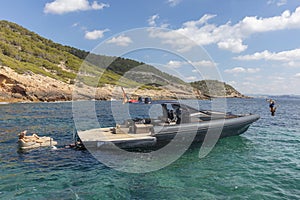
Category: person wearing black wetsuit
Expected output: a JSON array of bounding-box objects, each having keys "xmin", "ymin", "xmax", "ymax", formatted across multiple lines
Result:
[{"xmin": 267, "ymin": 99, "xmax": 276, "ymax": 116}]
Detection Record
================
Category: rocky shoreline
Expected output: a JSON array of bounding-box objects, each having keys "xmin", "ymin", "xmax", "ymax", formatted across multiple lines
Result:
[{"xmin": 0, "ymin": 66, "xmax": 247, "ymax": 103}]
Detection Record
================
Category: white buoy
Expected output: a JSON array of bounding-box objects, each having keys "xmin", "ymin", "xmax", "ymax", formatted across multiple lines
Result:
[{"xmin": 51, "ymin": 146, "xmax": 57, "ymax": 150}]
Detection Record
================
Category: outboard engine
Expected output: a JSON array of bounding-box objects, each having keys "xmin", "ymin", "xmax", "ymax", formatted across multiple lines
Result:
[
  {"xmin": 138, "ymin": 96, "xmax": 144, "ymax": 103},
  {"xmin": 144, "ymin": 97, "xmax": 152, "ymax": 104}
]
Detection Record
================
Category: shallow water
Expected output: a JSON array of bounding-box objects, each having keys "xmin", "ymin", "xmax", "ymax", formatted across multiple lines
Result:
[{"xmin": 0, "ymin": 98, "xmax": 299, "ymax": 199}]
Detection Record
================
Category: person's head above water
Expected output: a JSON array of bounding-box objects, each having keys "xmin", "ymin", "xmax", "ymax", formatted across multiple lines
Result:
[{"xmin": 19, "ymin": 130, "xmax": 27, "ymax": 139}]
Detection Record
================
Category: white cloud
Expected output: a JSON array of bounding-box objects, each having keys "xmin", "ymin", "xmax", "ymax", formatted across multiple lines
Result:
[
  {"xmin": 44, "ymin": 0, "xmax": 109, "ymax": 14},
  {"xmin": 188, "ymin": 60, "xmax": 217, "ymax": 67},
  {"xmin": 166, "ymin": 60, "xmax": 182, "ymax": 68},
  {"xmin": 166, "ymin": 60, "xmax": 217, "ymax": 69},
  {"xmin": 294, "ymin": 73, "xmax": 300, "ymax": 78},
  {"xmin": 267, "ymin": 0, "xmax": 287, "ymax": 7},
  {"xmin": 234, "ymin": 48, "xmax": 300, "ymax": 62},
  {"xmin": 147, "ymin": 14, "xmax": 169, "ymax": 28},
  {"xmin": 167, "ymin": 0, "xmax": 182, "ymax": 7},
  {"xmin": 272, "ymin": 76, "xmax": 285, "ymax": 81},
  {"xmin": 227, "ymin": 74, "xmax": 300, "ymax": 95},
  {"xmin": 185, "ymin": 76, "xmax": 197, "ymax": 81},
  {"xmin": 106, "ymin": 35, "xmax": 133, "ymax": 46},
  {"xmin": 224, "ymin": 67, "xmax": 260, "ymax": 74},
  {"xmin": 84, "ymin": 29, "xmax": 109, "ymax": 40},
  {"xmin": 72, "ymin": 22, "xmax": 79, "ymax": 27},
  {"xmin": 225, "ymin": 67, "xmax": 245, "ymax": 73},
  {"xmin": 148, "ymin": 14, "xmax": 159, "ymax": 27},
  {"xmin": 149, "ymin": 6, "xmax": 300, "ymax": 53},
  {"xmin": 90, "ymin": 1, "xmax": 107, "ymax": 9},
  {"xmin": 287, "ymin": 61, "xmax": 300, "ymax": 67},
  {"xmin": 227, "ymin": 80, "xmax": 238, "ymax": 88},
  {"xmin": 247, "ymin": 68, "xmax": 261, "ymax": 73},
  {"xmin": 217, "ymin": 39, "xmax": 247, "ymax": 53},
  {"xmin": 277, "ymin": 0, "xmax": 287, "ymax": 6}
]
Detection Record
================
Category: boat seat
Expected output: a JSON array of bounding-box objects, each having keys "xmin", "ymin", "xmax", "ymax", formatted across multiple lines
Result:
[{"xmin": 134, "ymin": 123, "xmax": 153, "ymax": 134}]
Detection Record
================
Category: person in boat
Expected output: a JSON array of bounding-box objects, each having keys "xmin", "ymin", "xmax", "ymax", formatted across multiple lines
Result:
[
  {"xmin": 18, "ymin": 131, "xmax": 30, "ymax": 143},
  {"xmin": 18, "ymin": 131, "xmax": 43, "ymax": 143},
  {"xmin": 266, "ymin": 99, "xmax": 276, "ymax": 116},
  {"xmin": 172, "ymin": 104, "xmax": 182, "ymax": 124},
  {"xmin": 161, "ymin": 104, "xmax": 169, "ymax": 123}
]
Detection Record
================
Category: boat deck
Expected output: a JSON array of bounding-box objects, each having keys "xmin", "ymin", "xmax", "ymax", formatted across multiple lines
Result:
[{"xmin": 77, "ymin": 127, "xmax": 156, "ymax": 149}]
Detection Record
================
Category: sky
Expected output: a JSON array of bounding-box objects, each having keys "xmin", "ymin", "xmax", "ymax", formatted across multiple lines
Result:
[{"xmin": 1, "ymin": 0, "xmax": 300, "ymax": 95}]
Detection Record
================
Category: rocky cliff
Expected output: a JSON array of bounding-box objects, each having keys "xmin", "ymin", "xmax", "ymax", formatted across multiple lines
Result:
[{"xmin": 0, "ymin": 65, "xmax": 202, "ymax": 102}]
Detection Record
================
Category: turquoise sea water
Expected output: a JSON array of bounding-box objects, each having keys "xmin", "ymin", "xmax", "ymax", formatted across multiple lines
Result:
[{"xmin": 0, "ymin": 98, "xmax": 299, "ymax": 199}]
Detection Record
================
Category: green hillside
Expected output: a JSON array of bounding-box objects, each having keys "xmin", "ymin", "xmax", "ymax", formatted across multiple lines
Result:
[
  {"xmin": 0, "ymin": 20, "xmax": 145, "ymax": 87},
  {"xmin": 0, "ymin": 20, "xmax": 185, "ymax": 88},
  {"xmin": 0, "ymin": 20, "xmax": 245, "ymax": 101},
  {"xmin": 83, "ymin": 52, "xmax": 187, "ymax": 87},
  {"xmin": 190, "ymin": 80, "xmax": 244, "ymax": 97}
]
